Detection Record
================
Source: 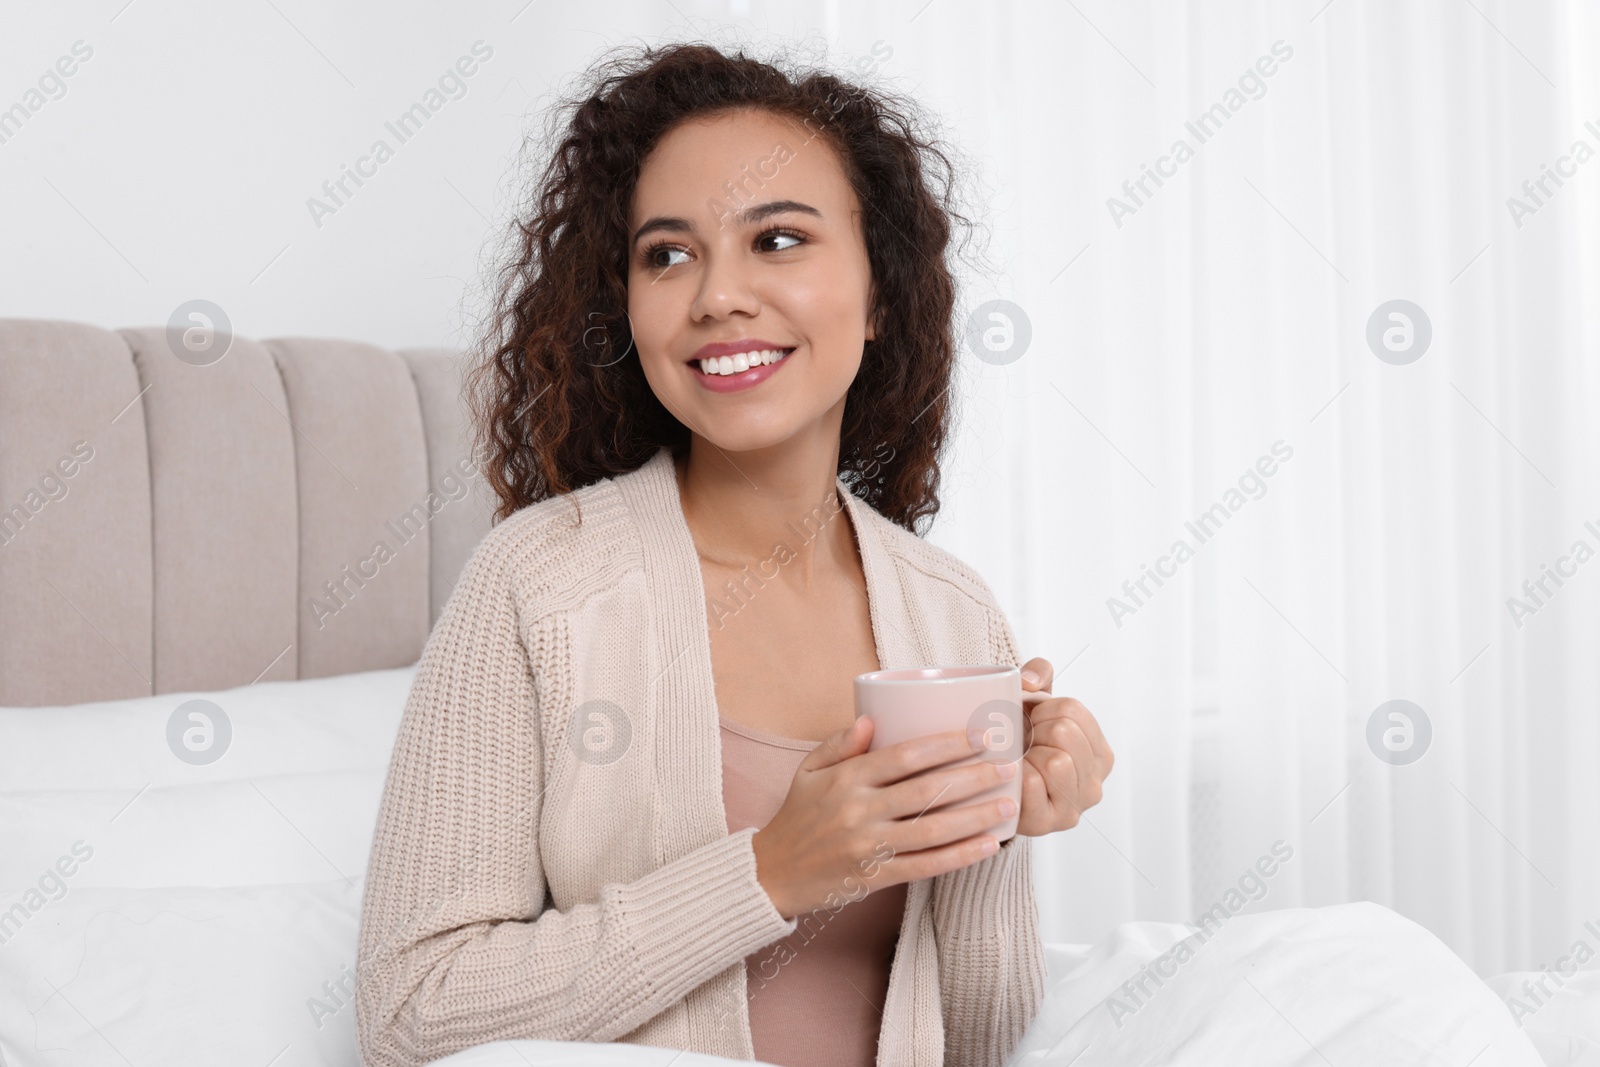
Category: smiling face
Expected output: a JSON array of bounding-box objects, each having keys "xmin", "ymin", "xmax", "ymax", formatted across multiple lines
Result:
[{"xmin": 626, "ymin": 107, "xmax": 877, "ymax": 455}]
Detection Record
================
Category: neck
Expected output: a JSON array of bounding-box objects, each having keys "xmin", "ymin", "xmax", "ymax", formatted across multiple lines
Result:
[{"xmin": 673, "ymin": 425, "xmax": 854, "ymax": 585}]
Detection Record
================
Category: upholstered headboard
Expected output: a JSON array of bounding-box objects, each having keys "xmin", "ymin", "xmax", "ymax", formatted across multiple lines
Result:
[{"xmin": 0, "ymin": 318, "xmax": 497, "ymax": 707}]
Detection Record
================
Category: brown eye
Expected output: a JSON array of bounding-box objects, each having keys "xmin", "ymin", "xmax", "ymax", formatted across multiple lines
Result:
[
  {"xmin": 759, "ymin": 228, "xmax": 804, "ymax": 252},
  {"xmin": 646, "ymin": 244, "xmax": 690, "ymax": 268}
]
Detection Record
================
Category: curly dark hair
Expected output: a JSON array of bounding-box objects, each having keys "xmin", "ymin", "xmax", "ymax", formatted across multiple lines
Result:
[{"xmin": 466, "ymin": 38, "xmax": 981, "ymax": 534}]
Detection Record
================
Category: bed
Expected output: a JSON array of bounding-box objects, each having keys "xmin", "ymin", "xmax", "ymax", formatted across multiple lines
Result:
[{"xmin": 1, "ymin": 319, "xmax": 1592, "ymax": 1066}]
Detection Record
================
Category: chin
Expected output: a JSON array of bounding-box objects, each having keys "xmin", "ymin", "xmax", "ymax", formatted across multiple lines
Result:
[{"xmin": 689, "ymin": 420, "xmax": 800, "ymax": 456}]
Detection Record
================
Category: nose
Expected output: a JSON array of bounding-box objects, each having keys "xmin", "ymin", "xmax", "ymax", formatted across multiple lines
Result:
[{"xmin": 689, "ymin": 244, "xmax": 762, "ymax": 323}]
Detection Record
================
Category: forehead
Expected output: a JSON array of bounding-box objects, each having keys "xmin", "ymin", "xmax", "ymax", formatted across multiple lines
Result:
[{"xmin": 629, "ymin": 108, "xmax": 856, "ymax": 224}]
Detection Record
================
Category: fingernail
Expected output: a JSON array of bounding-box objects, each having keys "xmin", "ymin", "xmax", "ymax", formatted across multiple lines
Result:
[
  {"xmin": 1021, "ymin": 669, "xmax": 1041, "ymax": 686},
  {"xmin": 997, "ymin": 761, "xmax": 1017, "ymax": 780},
  {"xmin": 980, "ymin": 837, "xmax": 998, "ymax": 854},
  {"xmin": 999, "ymin": 798, "xmax": 1018, "ymax": 817}
]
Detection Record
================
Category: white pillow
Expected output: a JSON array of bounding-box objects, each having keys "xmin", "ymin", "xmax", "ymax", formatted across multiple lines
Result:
[
  {"xmin": 0, "ymin": 665, "xmax": 415, "ymax": 890},
  {"xmin": 0, "ymin": 666, "xmax": 416, "ymax": 1067}
]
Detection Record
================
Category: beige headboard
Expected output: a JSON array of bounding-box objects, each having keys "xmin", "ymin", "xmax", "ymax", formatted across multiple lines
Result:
[{"xmin": 0, "ymin": 318, "xmax": 497, "ymax": 707}]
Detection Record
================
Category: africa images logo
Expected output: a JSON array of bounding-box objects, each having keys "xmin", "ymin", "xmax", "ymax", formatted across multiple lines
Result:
[
  {"xmin": 1106, "ymin": 40, "xmax": 1294, "ymax": 228},
  {"xmin": 305, "ymin": 41, "xmax": 494, "ymax": 229}
]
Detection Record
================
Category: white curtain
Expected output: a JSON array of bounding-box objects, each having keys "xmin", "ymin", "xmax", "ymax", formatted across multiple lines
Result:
[{"xmin": 839, "ymin": 0, "xmax": 1600, "ymax": 977}]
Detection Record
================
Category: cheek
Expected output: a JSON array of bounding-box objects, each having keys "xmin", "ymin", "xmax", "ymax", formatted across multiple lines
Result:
[
  {"xmin": 785, "ymin": 262, "xmax": 865, "ymax": 325},
  {"xmin": 794, "ymin": 273, "xmax": 871, "ymax": 375},
  {"xmin": 625, "ymin": 337, "xmax": 673, "ymax": 409},
  {"xmin": 627, "ymin": 282, "xmax": 676, "ymax": 365}
]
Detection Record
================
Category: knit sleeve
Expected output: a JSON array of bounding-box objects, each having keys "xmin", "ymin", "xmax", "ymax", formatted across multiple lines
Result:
[
  {"xmin": 928, "ymin": 588, "xmax": 1048, "ymax": 1067},
  {"xmin": 353, "ymin": 527, "xmax": 797, "ymax": 1067}
]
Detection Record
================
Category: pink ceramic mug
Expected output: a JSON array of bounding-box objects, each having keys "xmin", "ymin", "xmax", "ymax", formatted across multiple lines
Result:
[{"xmin": 854, "ymin": 665, "xmax": 1043, "ymax": 844}]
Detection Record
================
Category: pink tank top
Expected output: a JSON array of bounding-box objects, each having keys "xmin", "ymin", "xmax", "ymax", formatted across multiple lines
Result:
[{"xmin": 719, "ymin": 714, "xmax": 909, "ymax": 1067}]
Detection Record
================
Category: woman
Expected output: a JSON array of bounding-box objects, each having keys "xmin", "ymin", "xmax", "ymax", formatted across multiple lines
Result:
[{"xmin": 354, "ymin": 41, "xmax": 1114, "ymax": 1067}]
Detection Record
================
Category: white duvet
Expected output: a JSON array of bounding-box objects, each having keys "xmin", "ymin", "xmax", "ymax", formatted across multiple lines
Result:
[
  {"xmin": 1001, "ymin": 904, "xmax": 1567, "ymax": 1067},
  {"xmin": 427, "ymin": 904, "xmax": 1589, "ymax": 1067},
  {"xmin": 1, "ymin": 666, "xmax": 1594, "ymax": 1067}
]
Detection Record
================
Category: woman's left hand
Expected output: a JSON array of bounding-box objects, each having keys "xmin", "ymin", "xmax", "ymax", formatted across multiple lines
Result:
[{"xmin": 1014, "ymin": 657, "xmax": 1114, "ymax": 837}]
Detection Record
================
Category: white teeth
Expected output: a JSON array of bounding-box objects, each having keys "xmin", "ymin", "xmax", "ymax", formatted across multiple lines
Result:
[{"xmin": 697, "ymin": 349, "xmax": 790, "ymax": 376}]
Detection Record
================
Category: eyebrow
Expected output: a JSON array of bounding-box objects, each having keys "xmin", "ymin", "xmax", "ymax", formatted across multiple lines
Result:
[{"xmin": 630, "ymin": 199, "xmax": 823, "ymax": 247}]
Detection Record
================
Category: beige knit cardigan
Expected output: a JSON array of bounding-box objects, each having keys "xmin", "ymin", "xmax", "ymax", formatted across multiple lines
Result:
[{"xmin": 354, "ymin": 445, "xmax": 1047, "ymax": 1067}]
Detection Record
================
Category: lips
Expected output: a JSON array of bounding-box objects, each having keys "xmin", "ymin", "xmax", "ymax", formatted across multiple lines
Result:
[{"xmin": 688, "ymin": 345, "xmax": 796, "ymax": 393}]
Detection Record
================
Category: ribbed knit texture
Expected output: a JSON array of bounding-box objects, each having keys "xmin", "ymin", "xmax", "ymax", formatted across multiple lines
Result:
[{"xmin": 353, "ymin": 445, "xmax": 1047, "ymax": 1067}]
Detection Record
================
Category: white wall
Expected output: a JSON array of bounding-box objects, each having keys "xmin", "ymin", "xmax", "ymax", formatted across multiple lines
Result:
[{"xmin": 1, "ymin": 0, "xmax": 754, "ymax": 349}]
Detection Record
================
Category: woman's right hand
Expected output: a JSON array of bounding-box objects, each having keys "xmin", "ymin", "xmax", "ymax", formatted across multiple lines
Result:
[{"xmin": 750, "ymin": 715, "xmax": 1019, "ymax": 920}]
